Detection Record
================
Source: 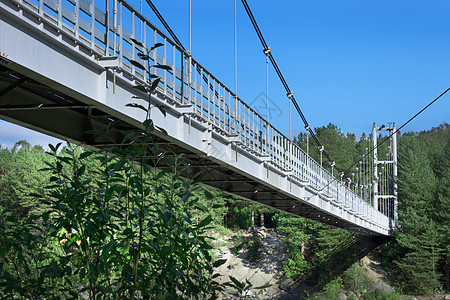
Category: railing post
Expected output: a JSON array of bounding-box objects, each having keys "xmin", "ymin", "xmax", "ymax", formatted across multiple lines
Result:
[
  {"xmin": 373, "ymin": 122, "xmax": 378, "ymax": 211},
  {"xmin": 392, "ymin": 122, "xmax": 398, "ymax": 227},
  {"xmin": 91, "ymin": 0, "xmax": 96, "ymax": 48}
]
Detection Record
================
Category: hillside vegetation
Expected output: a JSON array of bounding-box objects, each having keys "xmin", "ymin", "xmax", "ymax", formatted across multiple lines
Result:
[{"xmin": 0, "ymin": 123, "xmax": 448, "ymax": 298}]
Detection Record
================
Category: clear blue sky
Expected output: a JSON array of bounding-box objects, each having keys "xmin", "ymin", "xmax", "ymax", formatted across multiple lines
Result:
[{"xmin": 1, "ymin": 0, "xmax": 449, "ymax": 149}]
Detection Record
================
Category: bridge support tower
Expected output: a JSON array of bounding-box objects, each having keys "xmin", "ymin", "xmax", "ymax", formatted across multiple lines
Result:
[{"xmin": 372, "ymin": 122, "xmax": 398, "ymax": 228}]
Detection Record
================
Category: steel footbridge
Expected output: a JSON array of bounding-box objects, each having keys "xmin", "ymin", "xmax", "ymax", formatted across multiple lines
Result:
[{"xmin": 0, "ymin": 0, "xmax": 396, "ymax": 235}]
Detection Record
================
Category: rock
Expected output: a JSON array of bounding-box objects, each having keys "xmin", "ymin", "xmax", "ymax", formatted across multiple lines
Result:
[
  {"xmin": 257, "ymin": 230, "xmax": 267, "ymax": 238},
  {"xmin": 337, "ymin": 292, "xmax": 347, "ymax": 300},
  {"xmin": 279, "ymin": 278, "xmax": 295, "ymax": 290},
  {"xmin": 240, "ymin": 289, "xmax": 253, "ymax": 297},
  {"xmin": 444, "ymin": 295, "xmax": 450, "ymax": 300},
  {"xmin": 366, "ymin": 281, "xmax": 395, "ymax": 295},
  {"xmin": 346, "ymin": 291, "xmax": 357, "ymax": 299}
]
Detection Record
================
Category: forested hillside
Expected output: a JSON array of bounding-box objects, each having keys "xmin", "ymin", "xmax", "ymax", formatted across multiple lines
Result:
[{"xmin": 0, "ymin": 123, "xmax": 448, "ymax": 298}]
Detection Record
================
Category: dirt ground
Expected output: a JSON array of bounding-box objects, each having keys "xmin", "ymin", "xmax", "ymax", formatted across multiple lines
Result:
[{"xmin": 213, "ymin": 228, "xmax": 287, "ymax": 298}]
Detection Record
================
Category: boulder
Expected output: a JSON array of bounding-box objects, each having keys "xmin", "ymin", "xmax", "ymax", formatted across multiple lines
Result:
[
  {"xmin": 444, "ymin": 295, "xmax": 450, "ymax": 300},
  {"xmin": 337, "ymin": 292, "xmax": 347, "ymax": 300},
  {"xmin": 366, "ymin": 281, "xmax": 395, "ymax": 295}
]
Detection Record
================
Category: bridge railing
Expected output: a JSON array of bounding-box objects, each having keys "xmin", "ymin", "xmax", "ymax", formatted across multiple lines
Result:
[{"xmin": 9, "ymin": 0, "xmax": 391, "ymax": 232}]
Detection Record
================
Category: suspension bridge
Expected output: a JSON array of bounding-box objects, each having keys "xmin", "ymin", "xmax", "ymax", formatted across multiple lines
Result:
[{"xmin": 0, "ymin": 0, "xmax": 397, "ymax": 235}]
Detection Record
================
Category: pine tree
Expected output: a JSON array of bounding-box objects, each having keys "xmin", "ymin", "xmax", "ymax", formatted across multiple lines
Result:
[
  {"xmin": 395, "ymin": 136, "xmax": 442, "ymax": 294},
  {"xmin": 434, "ymin": 139, "xmax": 450, "ymax": 289}
]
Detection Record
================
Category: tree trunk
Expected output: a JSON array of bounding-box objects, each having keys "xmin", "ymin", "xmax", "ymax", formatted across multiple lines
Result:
[
  {"xmin": 251, "ymin": 211, "xmax": 255, "ymax": 228},
  {"xmin": 260, "ymin": 212, "xmax": 265, "ymax": 228},
  {"xmin": 301, "ymin": 223, "xmax": 305, "ymax": 259}
]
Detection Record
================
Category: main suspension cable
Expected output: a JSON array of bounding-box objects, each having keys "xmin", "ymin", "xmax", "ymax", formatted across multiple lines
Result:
[
  {"xmin": 145, "ymin": 0, "xmax": 185, "ymax": 50},
  {"xmin": 241, "ymin": 0, "xmax": 339, "ymax": 172}
]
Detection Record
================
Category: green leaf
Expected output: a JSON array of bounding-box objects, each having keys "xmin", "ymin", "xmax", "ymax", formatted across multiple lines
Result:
[
  {"xmin": 197, "ymin": 216, "xmax": 213, "ymax": 228},
  {"xmin": 130, "ymin": 38, "xmax": 144, "ymax": 47},
  {"xmin": 150, "ymin": 42, "xmax": 164, "ymax": 51},
  {"xmin": 42, "ymin": 212, "xmax": 50, "ymax": 222},
  {"xmin": 29, "ymin": 192, "xmax": 43, "ymax": 198},
  {"xmin": 229, "ymin": 275, "xmax": 244, "ymax": 289},
  {"xmin": 131, "ymin": 60, "xmax": 146, "ymax": 71},
  {"xmin": 113, "ymin": 158, "xmax": 127, "ymax": 171},
  {"xmin": 149, "ymin": 78, "xmax": 161, "ymax": 93},
  {"xmin": 23, "ymin": 231, "xmax": 33, "ymax": 243},
  {"xmin": 195, "ymin": 203, "xmax": 208, "ymax": 212},
  {"xmin": 76, "ymin": 165, "xmax": 86, "ymax": 177},
  {"xmin": 123, "ymin": 242, "xmax": 130, "ymax": 255},
  {"xmin": 79, "ymin": 151, "xmax": 94, "ymax": 159},
  {"xmin": 155, "ymin": 126, "xmax": 168, "ymax": 135},
  {"xmin": 133, "ymin": 84, "xmax": 148, "ymax": 94},
  {"xmin": 154, "ymin": 64, "xmax": 172, "ymax": 71},
  {"xmin": 143, "ymin": 119, "xmax": 154, "ymax": 132},
  {"xmin": 49, "ymin": 142, "xmax": 62, "ymax": 153},
  {"xmin": 137, "ymin": 53, "xmax": 150, "ymax": 60},
  {"xmin": 204, "ymin": 190, "xmax": 214, "ymax": 199},
  {"xmin": 126, "ymin": 103, "xmax": 148, "ymax": 112},
  {"xmin": 153, "ymin": 103, "xmax": 167, "ymax": 117},
  {"xmin": 192, "ymin": 174, "xmax": 204, "ymax": 184},
  {"xmin": 213, "ymin": 259, "xmax": 227, "ymax": 268}
]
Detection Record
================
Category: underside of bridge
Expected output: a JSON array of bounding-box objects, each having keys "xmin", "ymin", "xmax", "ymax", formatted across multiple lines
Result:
[{"xmin": 0, "ymin": 64, "xmax": 389, "ymax": 236}]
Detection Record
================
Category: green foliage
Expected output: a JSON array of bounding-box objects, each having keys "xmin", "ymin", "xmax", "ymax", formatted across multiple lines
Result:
[
  {"xmin": 233, "ymin": 233, "xmax": 261, "ymax": 262},
  {"xmin": 342, "ymin": 262, "xmax": 371, "ymax": 293},
  {"xmin": 363, "ymin": 290, "xmax": 407, "ymax": 300},
  {"xmin": 319, "ymin": 277, "xmax": 345, "ymax": 300},
  {"xmin": 0, "ymin": 45, "xmax": 231, "ymax": 298},
  {"xmin": 274, "ymin": 212, "xmax": 310, "ymax": 278},
  {"xmin": 1, "ymin": 131, "xmax": 226, "ymax": 298},
  {"xmin": 246, "ymin": 235, "xmax": 262, "ymax": 263},
  {"xmin": 0, "ymin": 142, "xmax": 50, "ymax": 217},
  {"xmin": 224, "ymin": 275, "xmax": 271, "ymax": 300},
  {"xmin": 225, "ymin": 201, "xmax": 253, "ymax": 229},
  {"xmin": 394, "ymin": 136, "xmax": 443, "ymax": 294},
  {"xmin": 296, "ymin": 123, "xmax": 359, "ymax": 176}
]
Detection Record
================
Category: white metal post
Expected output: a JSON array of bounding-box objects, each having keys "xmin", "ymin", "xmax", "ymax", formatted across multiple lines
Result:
[
  {"xmin": 392, "ymin": 122, "xmax": 398, "ymax": 225},
  {"xmin": 372, "ymin": 122, "xmax": 378, "ymax": 211}
]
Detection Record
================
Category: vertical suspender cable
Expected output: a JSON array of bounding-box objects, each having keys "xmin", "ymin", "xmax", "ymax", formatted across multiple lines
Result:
[
  {"xmin": 234, "ymin": 0, "xmax": 238, "ymax": 134},
  {"xmin": 264, "ymin": 47, "xmax": 271, "ymax": 154},
  {"xmin": 362, "ymin": 151, "xmax": 365, "ymax": 199},
  {"xmin": 234, "ymin": 0, "xmax": 237, "ymax": 96},
  {"xmin": 289, "ymin": 97, "xmax": 292, "ymax": 165},
  {"xmin": 189, "ymin": 0, "xmax": 191, "ymax": 52},
  {"xmin": 289, "ymin": 98, "xmax": 292, "ymax": 141},
  {"xmin": 188, "ymin": 0, "xmax": 192, "ymax": 105}
]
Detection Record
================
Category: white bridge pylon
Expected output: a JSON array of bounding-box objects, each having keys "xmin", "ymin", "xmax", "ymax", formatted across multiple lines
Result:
[{"xmin": 0, "ymin": 0, "xmax": 393, "ymax": 235}]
